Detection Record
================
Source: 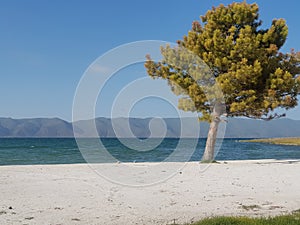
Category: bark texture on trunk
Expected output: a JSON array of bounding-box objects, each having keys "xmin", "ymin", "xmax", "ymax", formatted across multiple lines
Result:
[{"xmin": 202, "ymin": 103, "xmax": 222, "ymax": 162}]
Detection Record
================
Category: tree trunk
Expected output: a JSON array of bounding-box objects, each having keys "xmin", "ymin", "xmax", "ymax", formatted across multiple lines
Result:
[{"xmin": 202, "ymin": 103, "xmax": 222, "ymax": 162}]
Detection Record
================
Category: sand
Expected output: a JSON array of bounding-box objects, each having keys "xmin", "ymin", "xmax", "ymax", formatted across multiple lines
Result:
[{"xmin": 1, "ymin": 159, "xmax": 300, "ymax": 225}]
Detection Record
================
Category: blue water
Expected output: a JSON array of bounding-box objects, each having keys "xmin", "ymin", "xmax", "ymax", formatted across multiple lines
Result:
[{"xmin": 0, "ymin": 138, "xmax": 299, "ymax": 166}]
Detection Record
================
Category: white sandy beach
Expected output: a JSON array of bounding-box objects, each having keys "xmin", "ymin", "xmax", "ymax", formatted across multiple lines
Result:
[{"xmin": 1, "ymin": 160, "xmax": 300, "ymax": 225}]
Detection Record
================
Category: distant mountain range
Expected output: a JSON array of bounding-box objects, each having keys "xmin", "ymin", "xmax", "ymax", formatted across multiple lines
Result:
[{"xmin": 0, "ymin": 117, "xmax": 299, "ymax": 138}]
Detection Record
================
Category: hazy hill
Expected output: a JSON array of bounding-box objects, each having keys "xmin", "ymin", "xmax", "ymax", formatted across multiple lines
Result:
[
  {"xmin": 0, "ymin": 118, "xmax": 73, "ymax": 137},
  {"xmin": 0, "ymin": 117, "xmax": 300, "ymax": 138}
]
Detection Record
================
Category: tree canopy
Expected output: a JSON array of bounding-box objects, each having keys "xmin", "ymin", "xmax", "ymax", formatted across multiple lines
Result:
[{"xmin": 145, "ymin": 2, "xmax": 300, "ymax": 122}]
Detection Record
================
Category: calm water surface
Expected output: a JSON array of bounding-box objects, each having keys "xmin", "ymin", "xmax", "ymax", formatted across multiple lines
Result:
[{"xmin": 0, "ymin": 138, "xmax": 299, "ymax": 165}]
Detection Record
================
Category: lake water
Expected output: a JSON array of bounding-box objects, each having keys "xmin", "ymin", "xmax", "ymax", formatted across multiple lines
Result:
[{"xmin": 0, "ymin": 138, "xmax": 300, "ymax": 166}]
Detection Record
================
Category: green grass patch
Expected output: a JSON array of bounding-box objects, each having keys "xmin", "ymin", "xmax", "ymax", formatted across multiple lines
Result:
[
  {"xmin": 189, "ymin": 211, "xmax": 300, "ymax": 225},
  {"xmin": 241, "ymin": 204, "xmax": 261, "ymax": 211},
  {"xmin": 241, "ymin": 137, "xmax": 300, "ymax": 146}
]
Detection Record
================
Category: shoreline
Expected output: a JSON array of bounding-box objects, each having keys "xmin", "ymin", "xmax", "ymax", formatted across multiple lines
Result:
[
  {"xmin": 1, "ymin": 160, "xmax": 300, "ymax": 224},
  {"xmin": 1, "ymin": 158, "xmax": 300, "ymax": 167},
  {"xmin": 241, "ymin": 137, "xmax": 300, "ymax": 146}
]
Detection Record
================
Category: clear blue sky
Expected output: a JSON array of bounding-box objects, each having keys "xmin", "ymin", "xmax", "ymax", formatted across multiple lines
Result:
[{"xmin": 1, "ymin": 0, "xmax": 300, "ymax": 121}]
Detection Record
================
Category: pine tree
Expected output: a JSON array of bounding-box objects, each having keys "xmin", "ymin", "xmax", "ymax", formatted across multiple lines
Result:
[{"xmin": 145, "ymin": 2, "xmax": 300, "ymax": 162}]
